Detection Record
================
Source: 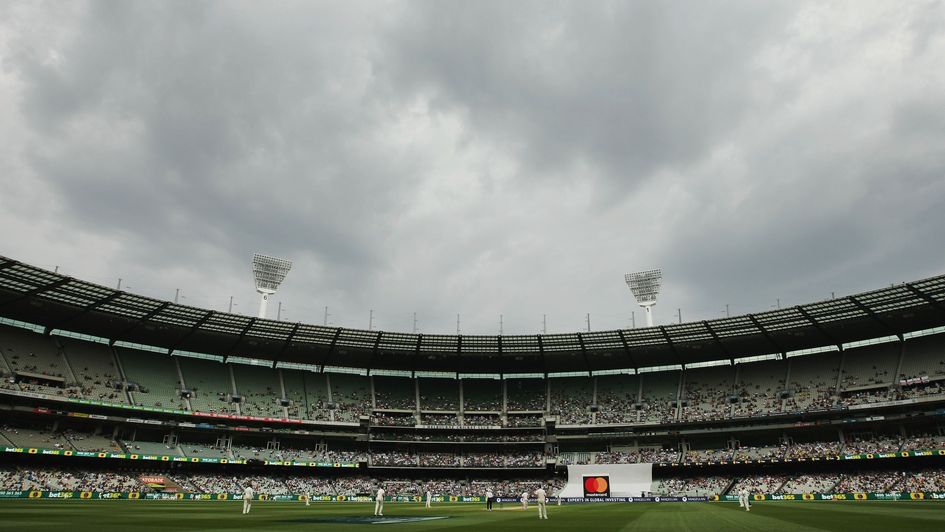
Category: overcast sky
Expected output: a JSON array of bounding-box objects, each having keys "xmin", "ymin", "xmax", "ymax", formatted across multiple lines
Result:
[{"xmin": 1, "ymin": 0, "xmax": 944, "ymax": 335}]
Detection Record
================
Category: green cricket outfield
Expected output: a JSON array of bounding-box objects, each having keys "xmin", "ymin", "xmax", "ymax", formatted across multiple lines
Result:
[{"xmin": 1, "ymin": 500, "xmax": 944, "ymax": 531}]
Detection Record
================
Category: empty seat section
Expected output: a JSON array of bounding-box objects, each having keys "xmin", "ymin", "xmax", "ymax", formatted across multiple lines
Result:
[
  {"xmin": 839, "ymin": 342, "xmax": 898, "ymax": 390},
  {"xmin": 278, "ymin": 368, "xmax": 313, "ymax": 420},
  {"xmin": 302, "ymin": 371, "xmax": 331, "ymax": 420},
  {"xmin": 0, "ymin": 326, "xmax": 77, "ymax": 397},
  {"xmin": 117, "ymin": 347, "xmax": 186, "ymax": 410},
  {"xmin": 329, "ymin": 373, "xmax": 370, "ymax": 422},
  {"xmin": 902, "ymin": 334, "xmax": 945, "ymax": 379},
  {"xmin": 178, "ymin": 357, "xmax": 235, "ymax": 414},
  {"xmin": 64, "ymin": 431, "xmax": 121, "ymax": 453},
  {"xmin": 786, "ymin": 352, "xmax": 840, "ymax": 412},
  {"xmin": 180, "ymin": 442, "xmax": 230, "ymax": 459},
  {"xmin": 232, "ymin": 363, "xmax": 283, "ymax": 418},
  {"xmin": 122, "ymin": 439, "xmax": 183, "ymax": 457},
  {"xmin": 60, "ymin": 339, "xmax": 126, "ymax": 403},
  {"xmin": 0, "ymin": 426, "xmax": 70, "ymax": 449}
]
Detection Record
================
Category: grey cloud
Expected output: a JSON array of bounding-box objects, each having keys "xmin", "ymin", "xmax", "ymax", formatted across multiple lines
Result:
[{"xmin": 1, "ymin": 0, "xmax": 944, "ymax": 335}]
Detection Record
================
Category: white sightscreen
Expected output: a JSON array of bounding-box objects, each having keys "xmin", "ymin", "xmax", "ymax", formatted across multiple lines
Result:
[{"xmin": 560, "ymin": 463, "xmax": 653, "ymax": 497}]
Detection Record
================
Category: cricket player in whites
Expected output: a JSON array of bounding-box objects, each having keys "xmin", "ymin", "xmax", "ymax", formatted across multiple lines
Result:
[
  {"xmin": 534, "ymin": 486, "xmax": 548, "ymax": 520},
  {"xmin": 738, "ymin": 488, "xmax": 751, "ymax": 512},
  {"xmin": 521, "ymin": 490, "xmax": 529, "ymax": 510},
  {"xmin": 303, "ymin": 491, "xmax": 311, "ymax": 507},
  {"xmin": 374, "ymin": 486, "xmax": 385, "ymax": 516},
  {"xmin": 242, "ymin": 484, "xmax": 254, "ymax": 515},
  {"xmin": 425, "ymin": 489, "xmax": 432, "ymax": 508}
]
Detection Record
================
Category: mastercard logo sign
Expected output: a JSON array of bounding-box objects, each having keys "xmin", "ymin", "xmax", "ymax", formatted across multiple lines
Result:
[{"xmin": 583, "ymin": 476, "xmax": 610, "ymax": 497}]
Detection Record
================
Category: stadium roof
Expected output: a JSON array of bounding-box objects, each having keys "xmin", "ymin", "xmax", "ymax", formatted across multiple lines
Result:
[{"xmin": 0, "ymin": 256, "xmax": 944, "ymax": 374}]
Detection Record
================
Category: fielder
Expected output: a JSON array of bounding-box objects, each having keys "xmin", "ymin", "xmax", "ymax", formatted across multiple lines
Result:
[
  {"xmin": 242, "ymin": 485, "xmax": 254, "ymax": 515},
  {"xmin": 485, "ymin": 489, "xmax": 494, "ymax": 511},
  {"xmin": 521, "ymin": 490, "xmax": 529, "ymax": 510},
  {"xmin": 304, "ymin": 491, "xmax": 310, "ymax": 507},
  {"xmin": 534, "ymin": 486, "xmax": 548, "ymax": 519},
  {"xmin": 426, "ymin": 489, "xmax": 432, "ymax": 509},
  {"xmin": 738, "ymin": 488, "xmax": 751, "ymax": 512},
  {"xmin": 374, "ymin": 486, "xmax": 385, "ymax": 516}
]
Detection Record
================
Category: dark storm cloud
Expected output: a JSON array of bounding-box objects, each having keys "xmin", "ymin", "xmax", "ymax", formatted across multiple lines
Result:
[
  {"xmin": 16, "ymin": 1, "xmax": 423, "ymax": 276},
  {"xmin": 1, "ymin": 0, "xmax": 944, "ymax": 334},
  {"xmin": 378, "ymin": 0, "xmax": 796, "ymax": 193}
]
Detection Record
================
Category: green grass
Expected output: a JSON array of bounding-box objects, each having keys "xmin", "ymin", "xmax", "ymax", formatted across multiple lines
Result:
[{"xmin": 1, "ymin": 500, "xmax": 945, "ymax": 531}]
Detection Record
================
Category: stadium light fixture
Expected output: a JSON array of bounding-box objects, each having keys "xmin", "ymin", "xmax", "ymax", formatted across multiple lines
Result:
[
  {"xmin": 252, "ymin": 253, "xmax": 293, "ymax": 319},
  {"xmin": 625, "ymin": 269, "xmax": 662, "ymax": 328}
]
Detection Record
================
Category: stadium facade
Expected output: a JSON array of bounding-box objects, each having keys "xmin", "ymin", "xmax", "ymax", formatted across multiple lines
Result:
[{"xmin": 1, "ymin": 255, "xmax": 944, "ymax": 500}]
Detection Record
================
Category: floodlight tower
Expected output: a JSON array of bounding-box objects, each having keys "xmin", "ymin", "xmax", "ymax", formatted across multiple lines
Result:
[
  {"xmin": 252, "ymin": 254, "xmax": 293, "ymax": 319},
  {"xmin": 625, "ymin": 269, "xmax": 662, "ymax": 328}
]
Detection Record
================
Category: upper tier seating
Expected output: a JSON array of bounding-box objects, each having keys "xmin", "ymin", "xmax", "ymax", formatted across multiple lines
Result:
[
  {"xmin": 506, "ymin": 379, "xmax": 545, "ymax": 411},
  {"xmin": 117, "ymin": 347, "xmax": 187, "ymax": 410},
  {"xmin": 374, "ymin": 376, "xmax": 416, "ymax": 410},
  {"xmin": 232, "ymin": 363, "xmax": 284, "ymax": 418},
  {"xmin": 60, "ymin": 339, "xmax": 126, "ymax": 403},
  {"xmin": 329, "ymin": 373, "xmax": 371, "ymax": 422},
  {"xmin": 178, "ymin": 357, "xmax": 236, "ymax": 414},
  {"xmin": 418, "ymin": 378, "xmax": 459, "ymax": 411},
  {"xmin": 462, "ymin": 378, "xmax": 502, "ymax": 411},
  {"xmin": 550, "ymin": 377, "xmax": 592, "ymax": 424}
]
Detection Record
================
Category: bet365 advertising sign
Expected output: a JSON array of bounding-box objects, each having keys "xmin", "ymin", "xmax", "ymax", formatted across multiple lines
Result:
[{"xmin": 583, "ymin": 476, "xmax": 611, "ymax": 498}]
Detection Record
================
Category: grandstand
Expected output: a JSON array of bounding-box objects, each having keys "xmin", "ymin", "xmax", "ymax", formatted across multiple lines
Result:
[{"xmin": 0, "ymin": 257, "xmax": 944, "ymax": 519}]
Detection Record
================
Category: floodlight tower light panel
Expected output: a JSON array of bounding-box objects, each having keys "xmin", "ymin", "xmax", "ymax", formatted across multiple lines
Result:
[
  {"xmin": 625, "ymin": 269, "xmax": 662, "ymax": 328},
  {"xmin": 625, "ymin": 269, "xmax": 662, "ymax": 305},
  {"xmin": 252, "ymin": 254, "xmax": 293, "ymax": 319},
  {"xmin": 253, "ymin": 254, "xmax": 293, "ymax": 292}
]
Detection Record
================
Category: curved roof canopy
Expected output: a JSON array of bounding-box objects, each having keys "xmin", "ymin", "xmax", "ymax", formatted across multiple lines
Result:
[{"xmin": 0, "ymin": 256, "xmax": 944, "ymax": 374}]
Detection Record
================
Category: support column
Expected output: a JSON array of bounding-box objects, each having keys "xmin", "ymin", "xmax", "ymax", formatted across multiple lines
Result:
[
  {"xmin": 414, "ymin": 376, "xmax": 421, "ymax": 414},
  {"xmin": 325, "ymin": 373, "xmax": 334, "ymax": 422},
  {"xmin": 174, "ymin": 358, "xmax": 193, "ymax": 411},
  {"xmin": 278, "ymin": 369, "xmax": 289, "ymax": 419},
  {"xmin": 458, "ymin": 379, "xmax": 464, "ymax": 416},
  {"xmin": 228, "ymin": 364, "xmax": 241, "ymax": 416},
  {"xmin": 636, "ymin": 373, "xmax": 644, "ymax": 423},
  {"xmin": 675, "ymin": 369, "xmax": 685, "ymax": 421},
  {"xmin": 893, "ymin": 337, "xmax": 906, "ymax": 389},
  {"xmin": 546, "ymin": 379, "xmax": 552, "ymax": 413},
  {"xmin": 835, "ymin": 347, "xmax": 845, "ymax": 394}
]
